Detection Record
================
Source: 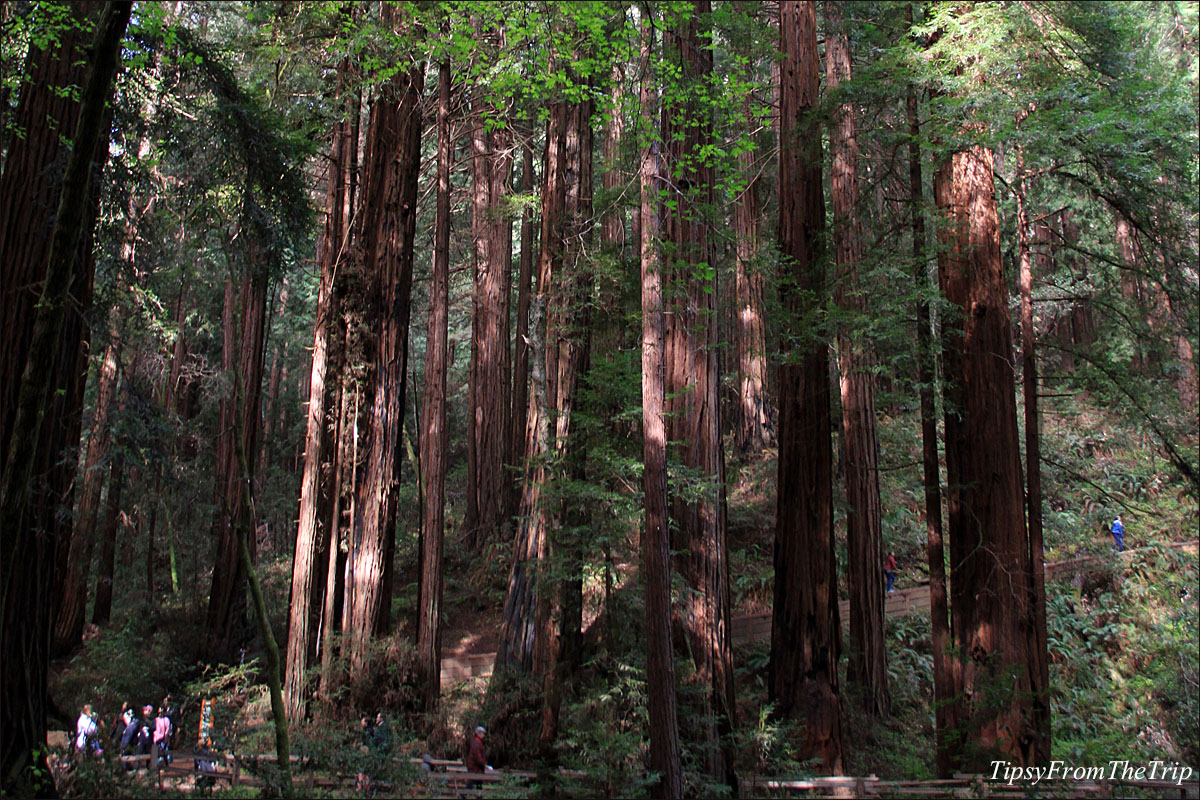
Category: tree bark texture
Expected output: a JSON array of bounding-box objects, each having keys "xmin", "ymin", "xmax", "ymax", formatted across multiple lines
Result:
[
  {"xmin": 639, "ymin": 12, "xmax": 683, "ymax": 797},
  {"xmin": 935, "ymin": 141, "xmax": 1039, "ymax": 770},
  {"xmin": 205, "ymin": 250, "xmax": 269, "ymax": 661},
  {"xmin": 343, "ymin": 36, "xmax": 424, "ymax": 675},
  {"xmin": 496, "ymin": 96, "xmax": 566, "ymax": 674},
  {"xmin": 465, "ymin": 29, "xmax": 513, "ymax": 552},
  {"xmin": 1015, "ymin": 159, "xmax": 1052, "ymax": 764},
  {"xmin": 733, "ymin": 111, "xmax": 774, "ymax": 456},
  {"xmin": 661, "ymin": 2, "xmax": 735, "ymax": 786},
  {"xmin": 771, "ymin": 0, "xmax": 843, "ymax": 775},
  {"xmin": 285, "ymin": 52, "xmax": 356, "ymax": 723},
  {"xmin": 417, "ymin": 54, "xmax": 452, "ymax": 713},
  {"xmin": 539, "ymin": 88, "xmax": 594, "ymax": 747},
  {"xmin": 825, "ymin": 8, "xmax": 889, "ymax": 718},
  {"xmin": 505, "ymin": 143, "xmax": 536, "ymax": 526},
  {"xmin": 0, "ymin": 4, "xmax": 131, "ymax": 794},
  {"xmin": 906, "ymin": 75, "xmax": 957, "ymax": 777}
]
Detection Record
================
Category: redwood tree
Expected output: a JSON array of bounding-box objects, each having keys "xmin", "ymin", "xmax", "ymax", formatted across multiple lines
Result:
[
  {"xmin": 935, "ymin": 135, "xmax": 1040, "ymax": 770},
  {"xmin": 343, "ymin": 20, "xmax": 424, "ymax": 673},
  {"xmin": 639, "ymin": 9, "xmax": 683, "ymax": 796},
  {"xmin": 0, "ymin": 3, "xmax": 131, "ymax": 792},
  {"xmin": 417, "ymin": 51, "xmax": 452, "ymax": 713},
  {"xmin": 771, "ymin": 0, "xmax": 843, "ymax": 774},
  {"xmin": 825, "ymin": 2, "xmax": 888, "ymax": 717},
  {"xmin": 661, "ymin": 0, "xmax": 735, "ymax": 786}
]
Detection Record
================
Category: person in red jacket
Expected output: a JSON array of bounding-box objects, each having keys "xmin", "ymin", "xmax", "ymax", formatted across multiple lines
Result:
[
  {"xmin": 466, "ymin": 726, "xmax": 488, "ymax": 789},
  {"xmin": 884, "ymin": 552, "xmax": 897, "ymax": 594}
]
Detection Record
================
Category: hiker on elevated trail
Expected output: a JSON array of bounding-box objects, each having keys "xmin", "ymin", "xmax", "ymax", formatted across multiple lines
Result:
[
  {"xmin": 885, "ymin": 552, "xmax": 897, "ymax": 594},
  {"xmin": 1111, "ymin": 515, "xmax": 1125, "ymax": 552}
]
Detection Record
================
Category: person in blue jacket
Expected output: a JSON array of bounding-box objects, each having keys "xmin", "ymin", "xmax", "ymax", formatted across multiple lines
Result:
[{"xmin": 1111, "ymin": 514, "xmax": 1125, "ymax": 552}]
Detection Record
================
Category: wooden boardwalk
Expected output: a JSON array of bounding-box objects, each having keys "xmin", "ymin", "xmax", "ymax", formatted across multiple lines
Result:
[{"xmin": 443, "ymin": 540, "xmax": 1198, "ymax": 685}]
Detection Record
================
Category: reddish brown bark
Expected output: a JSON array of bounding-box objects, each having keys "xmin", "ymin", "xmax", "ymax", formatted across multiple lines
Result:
[
  {"xmin": 825, "ymin": 8, "xmax": 888, "ymax": 717},
  {"xmin": 1014, "ymin": 151, "xmax": 1052, "ymax": 764},
  {"xmin": 205, "ymin": 255, "xmax": 269, "ymax": 661},
  {"xmin": 733, "ymin": 129, "xmax": 774, "ymax": 456},
  {"xmin": 344, "ymin": 36, "xmax": 424, "ymax": 674},
  {"xmin": 0, "ymin": 5, "xmax": 130, "ymax": 791},
  {"xmin": 285, "ymin": 53, "xmax": 356, "ymax": 723},
  {"xmin": 505, "ymin": 143, "xmax": 536, "ymax": 526},
  {"xmin": 417, "ymin": 54, "xmax": 452, "ymax": 713},
  {"xmin": 661, "ymin": 2, "xmax": 735, "ymax": 785},
  {"xmin": 935, "ymin": 140, "xmax": 1039, "ymax": 769},
  {"xmin": 772, "ymin": 0, "xmax": 842, "ymax": 774},
  {"xmin": 907, "ymin": 74, "xmax": 957, "ymax": 777},
  {"xmin": 496, "ymin": 98, "xmax": 566, "ymax": 674},
  {"xmin": 464, "ymin": 27, "xmax": 513, "ymax": 551},
  {"xmin": 640, "ymin": 11, "xmax": 683, "ymax": 795}
]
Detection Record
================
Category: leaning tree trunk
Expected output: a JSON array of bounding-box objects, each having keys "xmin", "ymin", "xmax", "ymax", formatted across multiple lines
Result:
[
  {"xmin": 0, "ymin": 5, "xmax": 131, "ymax": 794},
  {"xmin": 935, "ymin": 138, "xmax": 1039, "ymax": 770},
  {"xmin": 417, "ymin": 53, "xmax": 452, "ymax": 713},
  {"xmin": 639, "ymin": 10, "xmax": 683, "ymax": 795},
  {"xmin": 825, "ymin": 6, "xmax": 888, "ymax": 717},
  {"xmin": 771, "ymin": 0, "xmax": 843, "ymax": 775}
]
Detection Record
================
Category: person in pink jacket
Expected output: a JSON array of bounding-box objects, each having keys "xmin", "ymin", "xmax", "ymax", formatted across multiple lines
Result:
[{"xmin": 153, "ymin": 704, "xmax": 173, "ymax": 765}]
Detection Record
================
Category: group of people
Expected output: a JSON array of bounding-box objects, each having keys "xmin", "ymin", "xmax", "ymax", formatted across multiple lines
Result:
[{"xmin": 74, "ymin": 696, "xmax": 181, "ymax": 768}]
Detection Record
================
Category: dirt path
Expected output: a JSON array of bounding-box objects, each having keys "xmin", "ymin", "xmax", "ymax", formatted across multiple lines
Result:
[{"xmin": 440, "ymin": 539, "xmax": 1198, "ymax": 686}]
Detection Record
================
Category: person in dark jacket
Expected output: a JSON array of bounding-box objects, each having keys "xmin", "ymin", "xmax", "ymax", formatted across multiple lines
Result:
[{"xmin": 466, "ymin": 726, "xmax": 488, "ymax": 789}]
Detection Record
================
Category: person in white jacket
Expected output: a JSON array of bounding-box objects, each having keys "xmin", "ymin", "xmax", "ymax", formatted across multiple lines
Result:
[{"xmin": 75, "ymin": 704, "xmax": 101, "ymax": 756}]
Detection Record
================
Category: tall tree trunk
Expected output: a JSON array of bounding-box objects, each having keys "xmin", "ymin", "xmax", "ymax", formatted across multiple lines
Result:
[
  {"xmin": 417, "ymin": 53, "xmax": 452, "ymax": 714},
  {"xmin": 52, "ymin": 329, "xmax": 121, "ymax": 655},
  {"xmin": 906, "ymin": 71, "xmax": 957, "ymax": 777},
  {"xmin": 0, "ymin": 5, "xmax": 130, "ymax": 793},
  {"xmin": 465, "ymin": 28, "xmax": 513, "ymax": 551},
  {"xmin": 825, "ymin": 4, "xmax": 888, "ymax": 717},
  {"xmin": 935, "ymin": 137, "xmax": 1038, "ymax": 769},
  {"xmin": 661, "ymin": 2, "xmax": 735, "ymax": 786},
  {"xmin": 285, "ymin": 75, "xmax": 352, "ymax": 719},
  {"xmin": 92, "ymin": 450, "xmax": 126, "ymax": 626},
  {"xmin": 539, "ymin": 89, "xmax": 594, "ymax": 748},
  {"xmin": 496, "ymin": 96, "xmax": 566, "ymax": 674},
  {"xmin": 505, "ymin": 142, "xmax": 536, "ymax": 526},
  {"xmin": 639, "ymin": 11, "xmax": 683, "ymax": 795},
  {"xmin": 771, "ymin": 0, "xmax": 842, "ymax": 774},
  {"xmin": 733, "ymin": 113, "xmax": 773, "ymax": 456},
  {"xmin": 206, "ymin": 246, "xmax": 269, "ymax": 662},
  {"xmin": 1014, "ymin": 150, "xmax": 1052, "ymax": 764},
  {"xmin": 343, "ymin": 27, "xmax": 424, "ymax": 674}
]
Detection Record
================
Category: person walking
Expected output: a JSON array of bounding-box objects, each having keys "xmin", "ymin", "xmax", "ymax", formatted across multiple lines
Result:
[
  {"xmin": 154, "ymin": 704, "xmax": 172, "ymax": 765},
  {"xmin": 75, "ymin": 704, "xmax": 101, "ymax": 756},
  {"xmin": 466, "ymin": 725, "xmax": 488, "ymax": 790},
  {"xmin": 1111, "ymin": 515, "xmax": 1125, "ymax": 552},
  {"xmin": 884, "ymin": 552, "xmax": 897, "ymax": 594}
]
